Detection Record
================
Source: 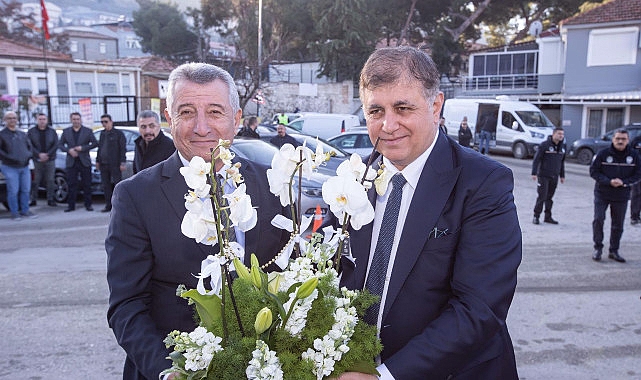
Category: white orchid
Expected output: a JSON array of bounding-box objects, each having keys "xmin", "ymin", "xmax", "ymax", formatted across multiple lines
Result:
[
  {"xmin": 224, "ymin": 183, "xmax": 258, "ymax": 231},
  {"xmin": 180, "ymin": 156, "xmax": 211, "ymax": 196},
  {"xmin": 321, "ymin": 176, "xmax": 374, "ymax": 230},
  {"xmin": 216, "ymin": 144, "xmax": 235, "ymax": 166},
  {"xmin": 226, "ymin": 162, "xmax": 243, "ymax": 185},
  {"xmin": 374, "ymin": 164, "xmax": 392, "ymax": 196},
  {"xmin": 336, "ymin": 154, "xmax": 376, "ymax": 183}
]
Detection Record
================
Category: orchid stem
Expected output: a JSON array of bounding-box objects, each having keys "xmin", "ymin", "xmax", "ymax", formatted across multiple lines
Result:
[{"xmin": 225, "ymin": 263, "xmax": 245, "ymax": 336}]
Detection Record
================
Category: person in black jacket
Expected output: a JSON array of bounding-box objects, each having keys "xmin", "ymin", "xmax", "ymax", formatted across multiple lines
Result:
[
  {"xmin": 531, "ymin": 127, "xmax": 566, "ymax": 225},
  {"xmin": 96, "ymin": 114, "xmax": 126, "ymax": 212},
  {"xmin": 133, "ymin": 110, "xmax": 175, "ymax": 174},
  {"xmin": 590, "ymin": 129, "xmax": 641, "ymax": 263},
  {"xmin": 28, "ymin": 113, "xmax": 58, "ymax": 207},
  {"xmin": 236, "ymin": 116, "xmax": 260, "ymax": 138},
  {"xmin": 457, "ymin": 116, "xmax": 473, "ymax": 148}
]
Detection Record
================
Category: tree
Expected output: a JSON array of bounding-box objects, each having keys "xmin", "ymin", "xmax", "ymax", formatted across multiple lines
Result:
[{"xmin": 132, "ymin": 0, "xmax": 199, "ymax": 62}]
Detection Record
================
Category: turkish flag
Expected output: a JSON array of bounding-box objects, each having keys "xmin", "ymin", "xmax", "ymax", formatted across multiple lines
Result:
[{"xmin": 40, "ymin": 0, "xmax": 49, "ymax": 40}]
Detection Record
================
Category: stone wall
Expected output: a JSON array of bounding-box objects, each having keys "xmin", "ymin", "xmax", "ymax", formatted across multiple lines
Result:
[{"xmin": 244, "ymin": 81, "xmax": 362, "ymax": 119}]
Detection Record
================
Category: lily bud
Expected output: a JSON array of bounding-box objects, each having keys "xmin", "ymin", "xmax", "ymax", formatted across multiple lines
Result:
[
  {"xmin": 267, "ymin": 273, "xmax": 282, "ymax": 294},
  {"xmin": 296, "ymin": 277, "xmax": 318, "ymax": 299},
  {"xmin": 250, "ymin": 253, "xmax": 260, "ymax": 269},
  {"xmin": 254, "ymin": 307, "xmax": 273, "ymax": 335},
  {"xmin": 251, "ymin": 265, "xmax": 262, "ymax": 288},
  {"xmin": 233, "ymin": 257, "xmax": 251, "ymax": 282}
]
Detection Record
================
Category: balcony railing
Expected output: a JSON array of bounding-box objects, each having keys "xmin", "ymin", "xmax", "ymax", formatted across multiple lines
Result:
[{"xmin": 464, "ymin": 74, "xmax": 538, "ymax": 92}]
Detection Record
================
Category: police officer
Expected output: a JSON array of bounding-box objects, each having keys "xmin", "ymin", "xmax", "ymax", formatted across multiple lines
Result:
[
  {"xmin": 531, "ymin": 127, "xmax": 566, "ymax": 225},
  {"xmin": 590, "ymin": 129, "xmax": 641, "ymax": 263}
]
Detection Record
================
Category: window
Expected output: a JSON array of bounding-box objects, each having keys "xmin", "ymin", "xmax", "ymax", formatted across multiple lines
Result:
[
  {"xmin": 56, "ymin": 71, "xmax": 69, "ymax": 104},
  {"xmin": 74, "ymin": 82, "xmax": 93, "ymax": 94},
  {"xmin": 99, "ymin": 43, "xmax": 106, "ymax": 54},
  {"xmin": 70, "ymin": 41, "xmax": 78, "ymax": 52},
  {"xmin": 0, "ymin": 68, "xmax": 7, "ymax": 93},
  {"xmin": 101, "ymin": 82, "xmax": 118, "ymax": 95},
  {"xmin": 126, "ymin": 37, "xmax": 141, "ymax": 49},
  {"xmin": 587, "ymin": 27, "xmax": 638, "ymax": 66}
]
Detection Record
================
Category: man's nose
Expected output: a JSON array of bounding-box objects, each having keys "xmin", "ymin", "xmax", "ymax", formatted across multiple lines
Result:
[
  {"xmin": 381, "ymin": 113, "xmax": 399, "ymax": 133},
  {"xmin": 193, "ymin": 111, "xmax": 210, "ymax": 135}
]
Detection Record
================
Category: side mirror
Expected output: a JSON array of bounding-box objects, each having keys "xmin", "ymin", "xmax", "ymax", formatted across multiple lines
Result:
[{"xmin": 512, "ymin": 121, "xmax": 519, "ymax": 130}]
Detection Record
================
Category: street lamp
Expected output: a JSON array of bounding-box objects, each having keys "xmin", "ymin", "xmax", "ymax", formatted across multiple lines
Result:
[{"xmin": 257, "ymin": 0, "xmax": 262, "ymax": 117}]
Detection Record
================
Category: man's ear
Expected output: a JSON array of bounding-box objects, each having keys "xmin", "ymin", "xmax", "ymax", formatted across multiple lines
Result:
[{"xmin": 432, "ymin": 92, "xmax": 444, "ymax": 119}]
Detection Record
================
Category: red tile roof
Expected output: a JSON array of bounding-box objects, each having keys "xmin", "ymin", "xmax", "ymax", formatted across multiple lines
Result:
[
  {"xmin": 0, "ymin": 37, "xmax": 72, "ymax": 61},
  {"xmin": 563, "ymin": 0, "xmax": 641, "ymax": 26}
]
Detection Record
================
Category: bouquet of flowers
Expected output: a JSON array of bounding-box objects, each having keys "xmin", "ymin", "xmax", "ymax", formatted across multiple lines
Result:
[{"xmin": 161, "ymin": 140, "xmax": 384, "ymax": 380}]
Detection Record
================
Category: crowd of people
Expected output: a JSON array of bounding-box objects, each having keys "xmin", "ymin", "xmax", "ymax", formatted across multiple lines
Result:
[
  {"xmin": 1, "ymin": 46, "xmax": 639, "ymax": 380},
  {"xmin": 1, "ymin": 109, "xmax": 175, "ymax": 219}
]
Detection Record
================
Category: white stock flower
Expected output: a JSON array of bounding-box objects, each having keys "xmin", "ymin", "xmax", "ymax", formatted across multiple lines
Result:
[
  {"xmin": 246, "ymin": 340, "xmax": 283, "ymax": 380},
  {"xmin": 322, "ymin": 176, "xmax": 374, "ymax": 230},
  {"xmin": 223, "ymin": 183, "xmax": 257, "ymax": 231},
  {"xmin": 182, "ymin": 326, "xmax": 223, "ymax": 371},
  {"xmin": 180, "ymin": 156, "xmax": 211, "ymax": 195}
]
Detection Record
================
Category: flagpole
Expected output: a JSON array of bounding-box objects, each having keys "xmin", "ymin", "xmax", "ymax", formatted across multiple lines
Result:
[{"xmin": 40, "ymin": 0, "xmax": 52, "ymax": 123}]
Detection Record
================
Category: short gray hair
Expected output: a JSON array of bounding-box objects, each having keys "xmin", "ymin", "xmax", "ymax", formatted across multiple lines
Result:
[
  {"xmin": 137, "ymin": 110, "xmax": 160, "ymax": 124},
  {"xmin": 166, "ymin": 62, "xmax": 240, "ymax": 115},
  {"xmin": 359, "ymin": 46, "xmax": 441, "ymax": 102}
]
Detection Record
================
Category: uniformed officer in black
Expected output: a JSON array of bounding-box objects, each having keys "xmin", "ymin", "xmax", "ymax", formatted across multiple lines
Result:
[
  {"xmin": 590, "ymin": 128, "xmax": 641, "ymax": 263},
  {"xmin": 532, "ymin": 126, "xmax": 566, "ymax": 225}
]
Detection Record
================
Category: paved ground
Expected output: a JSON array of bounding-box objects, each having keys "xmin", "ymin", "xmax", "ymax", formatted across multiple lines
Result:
[{"xmin": 0, "ymin": 154, "xmax": 639, "ymax": 379}]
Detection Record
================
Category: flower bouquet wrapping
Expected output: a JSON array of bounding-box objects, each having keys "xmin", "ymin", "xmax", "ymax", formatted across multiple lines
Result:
[{"xmin": 162, "ymin": 140, "xmax": 383, "ymax": 380}]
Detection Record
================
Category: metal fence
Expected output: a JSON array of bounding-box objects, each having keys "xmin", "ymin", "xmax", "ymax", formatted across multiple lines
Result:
[{"xmin": 1, "ymin": 95, "xmax": 167, "ymax": 130}]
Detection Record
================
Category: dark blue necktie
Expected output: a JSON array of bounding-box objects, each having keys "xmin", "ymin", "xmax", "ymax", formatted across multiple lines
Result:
[{"xmin": 363, "ymin": 173, "xmax": 406, "ymax": 325}]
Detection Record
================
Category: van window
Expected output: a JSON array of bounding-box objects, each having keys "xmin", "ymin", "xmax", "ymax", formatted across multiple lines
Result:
[
  {"xmin": 288, "ymin": 119, "xmax": 303, "ymax": 131},
  {"xmin": 502, "ymin": 112, "xmax": 521, "ymax": 131},
  {"xmin": 515, "ymin": 111, "xmax": 555, "ymax": 128}
]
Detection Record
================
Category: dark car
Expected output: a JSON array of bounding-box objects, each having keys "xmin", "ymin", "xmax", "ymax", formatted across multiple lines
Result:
[
  {"xmin": 231, "ymin": 137, "xmax": 346, "ymax": 229},
  {"xmin": 568, "ymin": 123, "xmax": 641, "ymax": 165}
]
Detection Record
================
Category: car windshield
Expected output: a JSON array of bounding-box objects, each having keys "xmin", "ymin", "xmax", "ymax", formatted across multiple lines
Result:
[
  {"xmin": 515, "ymin": 111, "xmax": 555, "ymax": 128},
  {"xmin": 292, "ymin": 134, "xmax": 348, "ymax": 158},
  {"xmin": 231, "ymin": 139, "xmax": 278, "ymax": 165}
]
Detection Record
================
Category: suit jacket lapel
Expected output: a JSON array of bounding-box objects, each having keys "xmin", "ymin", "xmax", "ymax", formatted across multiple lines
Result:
[{"xmin": 382, "ymin": 135, "xmax": 461, "ymax": 320}]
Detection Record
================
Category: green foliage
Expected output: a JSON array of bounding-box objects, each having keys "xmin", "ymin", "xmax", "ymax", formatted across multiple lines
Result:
[{"xmin": 132, "ymin": 0, "xmax": 198, "ymax": 62}]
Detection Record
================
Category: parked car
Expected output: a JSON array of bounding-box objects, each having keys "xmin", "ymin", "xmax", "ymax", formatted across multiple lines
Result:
[
  {"xmin": 568, "ymin": 123, "xmax": 641, "ymax": 165},
  {"xmin": 286, "ymin": 113, "xmax": 361, "ymax": 140},
  {"xmin": 327, "ymin": 129, "xmax": 373, "ymax": 158},
  {"xmin": 50, "ymin": 126, "xmax": 140, "ymax": 203},
  {"xmin": 231, "ymin": 137, "xmax": 342, "ymax": 230},
  {"xmin": 0, "ymin": 164, "xmax": 7, "ymax": 209},
  {"xmin": 256, "ymin": 127, "xmax": 350, "ymax": 173}
]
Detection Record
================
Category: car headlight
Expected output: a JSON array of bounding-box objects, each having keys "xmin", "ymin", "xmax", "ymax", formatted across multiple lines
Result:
[
  {"xmin": 301, "ymin": 186, "xmax": 322, "ymax": 197},
  {"xmin": 530, "ymin": 131, "xmax": 545, "ymax": 139}
]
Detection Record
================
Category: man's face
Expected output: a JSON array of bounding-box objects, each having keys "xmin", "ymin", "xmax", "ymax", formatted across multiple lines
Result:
[
  {"xmin": 612, "ymin": 132, "xmax": 629, "ymax": 151},
  {"xmin": 277, "ymin": 124, "xmax": 286, "ymax": 136},
  {"xmin": 552, "ymin": 130, "xmax": 564, "ymax": 144},
  {"xmin": 138, "ymin": 117, "xmax": 161, "ymax": 142},
  {"xmin": 165, "ymin": 79, "xmax": 241, "ymax": 167},
  {"xmin": 362, "ymin": 80, "xmax": 443, "ymax": 170},
  {"xmin": 70, "ymin": 114, "xmax": 82, "ymax": 129},
  {"xmin": 3, "ymin": 112, "xmax": 18, "ymax": 130},
  {"xmin": 36, "ymin": 115, "xmax": 48, "ymax": 129},
  {"xmin": 101, "ymin": 117, "xmax": 113, "ymax": 130}
]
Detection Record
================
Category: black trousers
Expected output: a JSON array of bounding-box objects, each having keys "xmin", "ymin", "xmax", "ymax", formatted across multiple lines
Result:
[
  {"xmin": 592, "ymin": 193, "xmax": 627, "ymax": 253},
  {"xmin": 100, "ymin": 165, "xmax": 122, "ymax": 210},
  {"xmin": 67, "ymin": 160, "xmax": 92, "ymax": 208},
  {"xmin": 533, "ymin": 176, "xmax": 558, "ymax": 218},
  {"xmin": 630, "ymin": 181, "xmax": 641, "ymax": 221}
]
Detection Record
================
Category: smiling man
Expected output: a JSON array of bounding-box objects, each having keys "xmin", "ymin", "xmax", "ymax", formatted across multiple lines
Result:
[
  {"xmin": 105, "ymin": 63, "xmax": 290, "ymax": 380},
  {"xmin": 339, "ymin": 46, "xmax": 522, "ymax": 380}
]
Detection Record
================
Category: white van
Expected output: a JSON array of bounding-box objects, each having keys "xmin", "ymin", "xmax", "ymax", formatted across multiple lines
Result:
[
  {"xmin": 442, "ymin": 98, "xmax": 556, "ymax": 158},
  {"xmin": 287, "ymin": 112, "xmax": 361, "ymax": 139}
]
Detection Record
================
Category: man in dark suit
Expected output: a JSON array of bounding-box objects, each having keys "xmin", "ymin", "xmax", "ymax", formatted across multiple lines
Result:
[
  {"xmin": 96, "ymin": 114, "xmax": 126, "ymax": 212},
  {"xmin": 105, "ymin": 63, "xmax": 290, "ymax": 380},
  {"xmin": 340, "ymin": 47, "xmax": 522, "ymax": 380},
  {"xmin": 133, "ymin": 110, "xmax": 175, "ymax": 174},
  {"xmin": 58, "ymin": 111, "xmax": 98, "ymax": 212}
]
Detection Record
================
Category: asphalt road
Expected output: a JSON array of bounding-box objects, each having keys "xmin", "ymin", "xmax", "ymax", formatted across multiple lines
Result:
[{"xmin": 0, "ymin": 154, "xmax": 639, "ymax": 379}]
